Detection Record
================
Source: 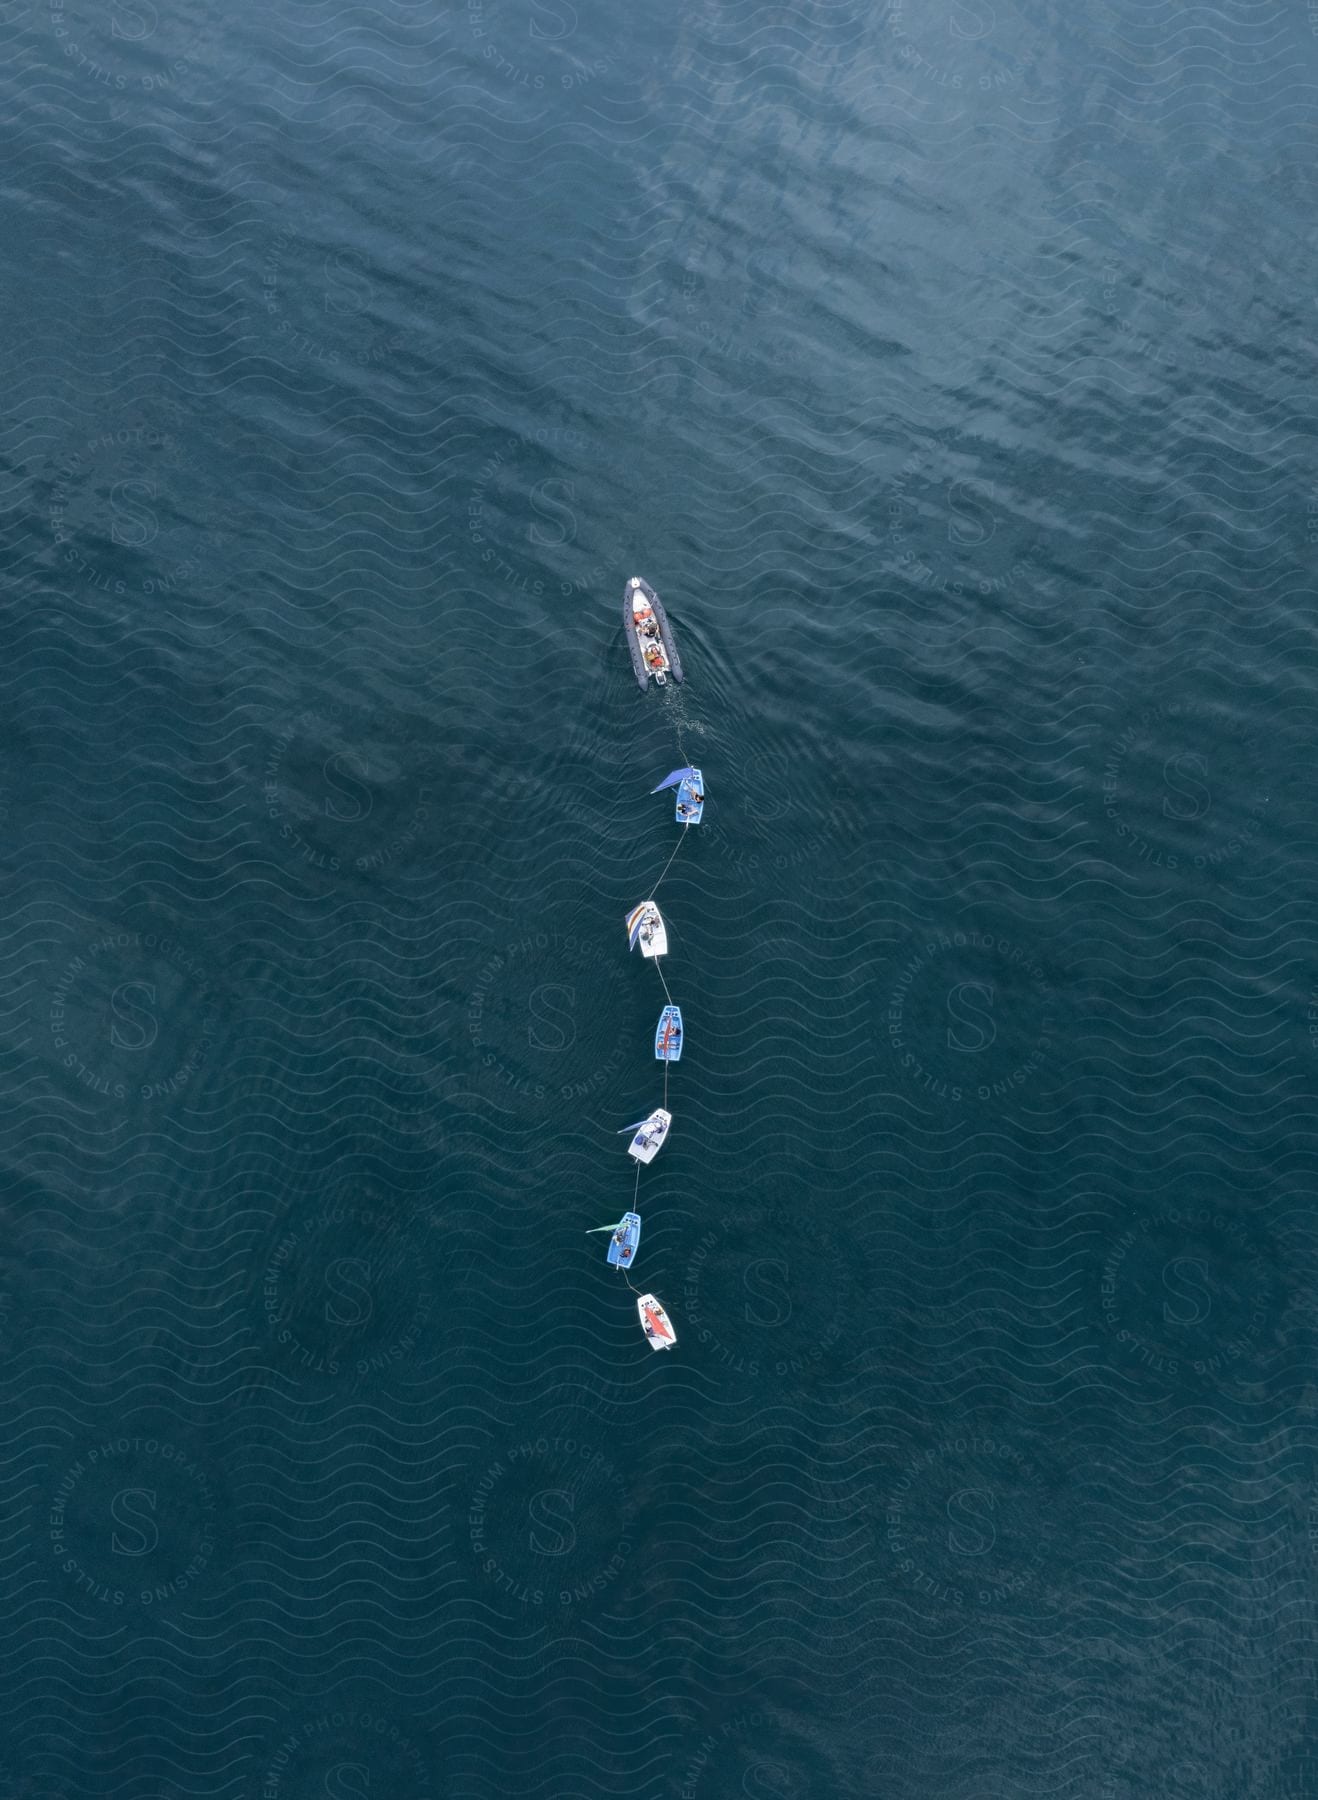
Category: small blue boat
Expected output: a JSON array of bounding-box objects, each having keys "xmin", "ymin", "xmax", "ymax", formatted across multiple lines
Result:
[
  {"xmin": 651, "ymin": 765, "xmax": 704, "ymax": 825},
  {"xmin": 607, "ymin": 1212, "xmax": 642, "ymax": 1270},
  {"xmin": 676, "ymin": 767, "xmax": 704, "ymax": 826},
  {"xmin": 655, "ymin": 1005, "xmax": 683, "ymax": 1062}
]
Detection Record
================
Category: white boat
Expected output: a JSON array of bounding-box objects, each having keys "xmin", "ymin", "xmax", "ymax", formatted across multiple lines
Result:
[
  {"xmin": 626, "ymin": 1107, "xmax": 671, "ymax": 1164},
  {"xmin": 626, "ymin": 901, "xmax": 668, "ymax": 958},
  {"xmin": 637, "ymin": 1293, "xmax": 677, "ymax": 1350}
]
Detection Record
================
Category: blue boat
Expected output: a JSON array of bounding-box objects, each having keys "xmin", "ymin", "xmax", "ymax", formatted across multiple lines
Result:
[
  {"xmin": 676, "ymin": 767, "xmax": 704, "ymax": 825},
  {"xmin": 655, "ymin": 1004, "xmax": 683, "ymax": 1062},
  {"xmin": 607, "ymin": 1212, "xmax": 642, "ymax": 1270}
]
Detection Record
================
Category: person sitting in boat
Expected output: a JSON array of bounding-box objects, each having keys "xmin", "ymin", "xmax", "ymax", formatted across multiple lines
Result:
[
  {"xmin": 677, "ymin": 802, "xmax": 693, "ymax": 817},
  {"xmin": 643, "ymin": 621, "xmax": 659, "ymax": 638},
  {"xmin": 621, "ymin": 1245, "xmax": 632, "ymax": 1260}
]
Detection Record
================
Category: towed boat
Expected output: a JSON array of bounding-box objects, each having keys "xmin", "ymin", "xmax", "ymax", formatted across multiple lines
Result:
[
  {"xmin": 607, "ymin": 1211, "xmax": 642, "ymax": 1270},
  {"xmin": 651, "ymin": 765, "xmax": 703, "ymax": 826},
  {"xmin": 676, "ymin": 767, "xmax": 704, "ymax": 826},
  {"xmin": 626, "ymin": 901, "xmax": 668, "ymax": 958},
  {"xmin": 626, "ymin": 1107, "xmax": 671, "ymax": 1164},
  {"xmin": 655, "ymin": 1004, "xmax": 683, "ymax": 1062},
  {"xmin": 637, "ymin": 1292, "xmax": 677, "ymax": 1350},
  {"xmin": 624, "ymin": 576, "xmax": 684, "ymax": 690}
]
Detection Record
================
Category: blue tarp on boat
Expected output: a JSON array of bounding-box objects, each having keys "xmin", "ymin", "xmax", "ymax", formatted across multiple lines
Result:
[
  {"xmin": 651, "ymin": 767, "xmax": 696, "ymax": 794},
  {"xmin": 676, "ymin": 768, "xmax": 705, "ymax": 825},
  {"xmin": 607, "ymin": 1212, "xmax": 642, "ymax": 1269},
  {"xmin": 655, "ymin": 1005, "xmax": 683, "ymax": 1061}
]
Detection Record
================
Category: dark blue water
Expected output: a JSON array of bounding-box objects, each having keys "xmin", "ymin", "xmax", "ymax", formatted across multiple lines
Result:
[{"xmin": 2, "ymin": 2, "xmax": 1317, "ymax": 1795}]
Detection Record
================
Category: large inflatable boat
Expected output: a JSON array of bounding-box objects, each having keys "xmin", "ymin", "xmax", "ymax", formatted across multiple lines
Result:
[{"xmin": 623, "ymin": 576, "xmax": 684, "ymax": 689}]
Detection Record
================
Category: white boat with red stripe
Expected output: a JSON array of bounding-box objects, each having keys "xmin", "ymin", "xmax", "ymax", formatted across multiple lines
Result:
[{"xmin": 637, "ymin": 1293, "xmax": 677, "ymax": 1350}]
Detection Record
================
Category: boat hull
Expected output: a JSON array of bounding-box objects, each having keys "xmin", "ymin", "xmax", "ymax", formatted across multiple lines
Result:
[
  {"xmin": 655, "ymin": 1005, "xmax": 683, "ymax": 1061},
  {"xmin": 627, "ymin": 902, "xmax": 668, "ymax": 958},
  {"xmin": 637, "ymin": 1293, "xmax": 677, "ymax": 1349},
  {"xmin": 607, "ymin": 1211, "xmax": 642, "ymax": 1269},
  {"xmin": 628, "ymin": 1108, "xmax": 671, "ymax": 1164},
  {"xmin": 675, "ymin": 768, "xmax": 704, "ymax": 826},
  {"xmin": 623, "ymin": 576, "xmax": 684, "ymax": 690}
]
